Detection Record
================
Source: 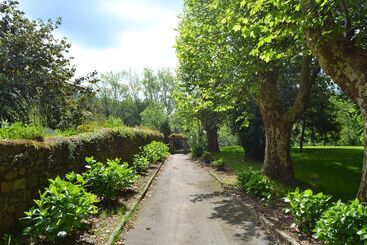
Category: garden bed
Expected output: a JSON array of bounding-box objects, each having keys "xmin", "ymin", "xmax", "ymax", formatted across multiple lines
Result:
[
  {"xmin": 10, "ymin": 162, "xmax": 162, "ymax": 245},
  {"xmin": 198, "ymin": 160, "xmax": 320, "ymax": 245}
]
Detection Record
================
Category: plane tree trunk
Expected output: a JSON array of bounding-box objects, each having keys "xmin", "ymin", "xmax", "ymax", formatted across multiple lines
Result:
[{"xmin": 258, "ymin": 56, "xmax": 318, "ymax": 184}]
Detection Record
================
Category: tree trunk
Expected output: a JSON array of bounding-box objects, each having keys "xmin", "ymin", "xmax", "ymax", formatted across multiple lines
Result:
[
  {"xmin": 206, "ymin": 124, "xmax": 220, "ymax": 152},
  {"xmin": 358, "ymin": 119, "xmax": 367, "ymax": 200},
  {"xmin": 262, "ymin": 114, "xmax": 294, "ymax": 183},
  {"xmin": 300, "ymin": 116, "xmax": 306, "ymax": 152},
  {"xmin": 257, "ymin": 56, "xmax": 317, "ymax": 184}
]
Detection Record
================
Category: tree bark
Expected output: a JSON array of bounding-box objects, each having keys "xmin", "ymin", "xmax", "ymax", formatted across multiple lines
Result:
[
  {"xmin": 258, "ymin": 70, "xmax": 295, "ymax": 184},
  {"xmin": 300, "ymin": 116, "xmax": 306, "ymax": 152},
  {"xmin": 258, "ymin": 56, "xmax": 317, "ymax": 184},
  {"xmin": 301, "ymin": 4, "xmax": 367, "ymax": 200},
  {"xmin": 205, "ymin": 124, "xmax": 220, "ymax": 152}
]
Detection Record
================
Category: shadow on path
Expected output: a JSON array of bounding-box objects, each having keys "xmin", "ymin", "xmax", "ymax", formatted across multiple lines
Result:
[{"xmin": 189, "ymin": 191, "xmax": 266, "ymax": 242}]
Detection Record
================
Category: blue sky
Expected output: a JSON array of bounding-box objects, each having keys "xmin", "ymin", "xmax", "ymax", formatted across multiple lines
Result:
[{"xmin": 19, "ymin": 0, "xmax": 183, "ymax": 75}]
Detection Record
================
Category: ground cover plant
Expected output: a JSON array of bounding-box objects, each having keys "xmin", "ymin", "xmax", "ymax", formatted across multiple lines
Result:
[
  {"xmin": 201, "ymin": 151, "xmax": 213, "ymax": 163},
  {"xmin": 212, "ymin": 158, "xmax": 225, "ymax": 170},
  {"xmin": 284, "ymin": 188, "xmax": 332, "ymax": 233},
  {"xmin": 21, "ymin": 176, "xmax": 99, "ymax": 241},
  {"xmin": 314, "ymin": 199, "xmax": 367, "ymax": 244},
  {"xmin": 142, "ymin": 141, "xmax": 169, "ymax": 164},
  {"xmin": 0, "ymin": 121, "xmax": 44, "ymax": 140},
  {"xmin": 133, "ymin": 153, "xmax": 150, "ymax": 174},
  {"xmin": 237, "ymin": 169, "xmax": 276, "ymax": 201},
  {"xmin": 82, "ymin": 157, "xmax": 137, "ymax": 200}
]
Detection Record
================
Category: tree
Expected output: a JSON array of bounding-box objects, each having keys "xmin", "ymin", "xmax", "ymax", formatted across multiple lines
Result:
[
  {"xmin": 230, "ymin": 100, "xmax": 265, "ymax": 161},
  {"xmin": 176, "ymin": 0, "xmax": 320, "ymax": 183},
  {"xmin": 0, "ymin": 0, "xmax": 96, "ymax": 129},
  {"xmin": 140, "ymin": 103, "xmax": 168, "ymax": 131},
  {"xmin": 237, "ymin": 0, "xmax": 367, "ymax": 200}
]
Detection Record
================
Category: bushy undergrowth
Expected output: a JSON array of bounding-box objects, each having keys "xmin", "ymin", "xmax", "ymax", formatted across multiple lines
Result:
[
  {"xmin": 142, "ymin": 141, "xmax": 169, "ymax": 163},
  {"xmin": 212, "ymin": 158, "xmax": 225, "ymax": 170},
  {"xmin": 237, "ymin": 169, "xmax": 275, "ymax": 200},
  {"xmin": 133, "ymin": 154, "xmax": 150, "ymax": 174},
  {"xmin": 82, "ymin": 157, "xmax": 137, "ymax": 200},
  {"xmin": 0, "ymin": 121, "xmax": 44, "ymax": 140},
  {"xmin": 191, "ymin": 144, "xmax": 204, "ymax": 157},
  {"xmin": 285, "ymin": 188, "xmax": 332, "ymax": 233},
  {"xmin": 22, "ymin": 176, "xmax": 98, "ymax": 241},
  {"xmin": 201, "ymin": 151, "xmax": 213, "ymax": 163},
  {"xmin": 314, "ymin": 199, "xmax": 367, "ymax": 244}
]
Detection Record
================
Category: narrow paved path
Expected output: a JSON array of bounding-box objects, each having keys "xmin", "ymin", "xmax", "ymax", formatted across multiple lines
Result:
[{"xmin": 122, "ymin": 154, "xmax": 272, "ymax": 245}]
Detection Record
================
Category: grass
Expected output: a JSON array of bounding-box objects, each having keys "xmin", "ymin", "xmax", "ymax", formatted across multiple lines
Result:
[
  {"xmin": 213, "ymin": 146, "xmax": 364, "ymax": 201},
  {"xmin": 212, "ymin": 146, "xmax": 261, "ymax": 172}
]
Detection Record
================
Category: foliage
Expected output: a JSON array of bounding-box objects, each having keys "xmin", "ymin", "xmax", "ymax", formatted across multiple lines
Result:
[
  {"xmin": 284, "ymin": 188, "xmax": 332, "ymax": 233},
  {"xmin": 191, "ymin": 144, "xmax": 204, "ymax": 157},
  {"xmin": 331, "ymin": 95, "xmax": 364, "ymax": 146},
  {"xmin": 201, "ymin": 151, "xmax": 213, "ymax": 163},
  {"xmin": 0, "ymin": 0, "xmax": 97, "ymax": 129},
  {"xmin": 314, "ymin": 200, "xmax": 367, "ymax": 244},
  {"xmin": 140, "ymin": 103, "xmax": 169, "ymax": 131},
  {"xmin": 22, "ymin": 176, "xmax": 98, "ymax": 241},
  {"xmin": 230, "ymin": 102, "xmax": 265, "ymax": 161},
  {"xmin": 218, "ymin": 124, "xmax": 239, "ymax": 147},
  {"xmin": 133, "ymin": 154, "xmax": 150, "ymax": 174},
  {"xmin": 95, "ymin": 68, "xmax": 176, "ymax": 129},
  {"xmin": 142, "ymin": 141, "xmax": 169, "ymax": 164},
  {"xmin": 82, "ymin": 157, "xmax": 137, "ymax": 200},
  {"xmin": 0, "ymin": 121, "xmax": 44, "ymax": 140},
  {"xmin": 237, "ymin": 169, "xmax": 275, "ymax": 200},
  {"xmin": 212, "ymin": 158, "xmax": 225, "ymax": 170}
]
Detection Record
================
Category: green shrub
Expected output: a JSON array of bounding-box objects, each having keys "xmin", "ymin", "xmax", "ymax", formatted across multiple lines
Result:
[
  {"xmin": 103, "ymin": 116, "xmax": 124, "ymax": 128},
  {"xmin": 143, "ymin": 141, "xmax": 169, "ymax": 163},
  {"xmin": 191, "ymin": 144, "xmax": 204, "ymax": 157},
  {"xmin": 83, "ymin": 157, "xmax": 137, "ymax": 200},
  {"xmin": 212, "ymin": 158, "xmax": 225, "ymax": 170},
  {"xmin": 22, "ymin": 176, "xmax": 98, "ymax": 241},
  {"xmin": 237, "ymin": 169, "xmax": 275, "ymax": 200},
  {"xmin": 0, "ymin": 121, "xmax": 44, "ymax": 140},
  {"xmin": 201, "ymin": 151, "xmax": 213, "ymax": 163},
  {"xmin": 133, "ymin": 154, "xmax": 150, "ymax": 174},
  {"xmin": 314, "ymin": 199, "xmax": 367, "ymax": 244},
  {"xmin": 284, "ymin": 188, "xmax": 332, "ymax": 232}
]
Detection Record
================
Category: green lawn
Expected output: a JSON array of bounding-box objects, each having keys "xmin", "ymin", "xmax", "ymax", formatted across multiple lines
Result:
[{"xmin": 212, "ymin": 146, "xmax": 364, "ymax": 201}]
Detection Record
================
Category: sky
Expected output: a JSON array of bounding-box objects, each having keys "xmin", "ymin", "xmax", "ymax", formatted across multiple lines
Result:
[{"xmin": 19, "ymin": 0, "xmax": 183, "ymax": 75}]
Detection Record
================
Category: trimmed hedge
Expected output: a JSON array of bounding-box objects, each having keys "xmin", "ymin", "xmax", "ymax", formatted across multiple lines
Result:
[{"xmin": 0, "ymin": 127, "xmax": 163, "ymax": 234}]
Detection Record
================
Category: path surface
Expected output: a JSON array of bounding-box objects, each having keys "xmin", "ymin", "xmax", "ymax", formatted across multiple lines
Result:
[{"xmin": 122, "ymin": 154, "xmax": 272, "ymax": 245}]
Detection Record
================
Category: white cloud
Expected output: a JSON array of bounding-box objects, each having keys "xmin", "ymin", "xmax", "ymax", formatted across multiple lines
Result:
[{"xmin": 69, "ymin": 0, "xmax": 179, "ymax": 75}]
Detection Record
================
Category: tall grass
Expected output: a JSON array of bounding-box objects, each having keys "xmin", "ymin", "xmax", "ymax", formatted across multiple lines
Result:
[{"xmin": 9, "ymin": 90, "xmax": 46, "ymax": 128}]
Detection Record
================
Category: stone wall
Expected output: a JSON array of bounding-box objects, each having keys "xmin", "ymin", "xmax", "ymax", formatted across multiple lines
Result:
[{"xmin": 0, "ymin": 128, "xmax": 163, "ymax": 234}]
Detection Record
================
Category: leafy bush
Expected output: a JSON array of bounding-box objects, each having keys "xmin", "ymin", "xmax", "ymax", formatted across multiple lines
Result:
[
  {"xmin": 82, "ymin": 157, "xmax": 137, "ymax": 200},
  {"xmin": 212, "ymin": 158, "xmax": 225, "ymax": 170},
  {"xmin": 22, "ymin": 176, "xmax": 98, "ymax": 241},
  {"xmin": 133, "ymin": 154, "xmax": 150, "ymax": 174},
  {"xmin": 142, "ymin": 141, "xmax": 169, "ymax": 163},
  {"xmin": 284, "ymin": 188, "xmax": 332, "ymax": 232},
  {"xmin": 314, "ymin": 199, "xmax": 367, "ymax": 244},
  {"xmin": 237, "ymin": 169, "xmax": 275, "ymax": 200},
  {"xmin": 0, "ymin": 121, "xmax": 44, "ymax": 140},
  {"xmin": 191, "ymin": 144, "xmax": 204, "ymax": 157},
  {"xmin": 103, "ymin": 116, "xmax": 124, "ymax": 128},
  {"xmin": 201, "ymin": 151, "xmax": 213, "ymax": 163}
]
